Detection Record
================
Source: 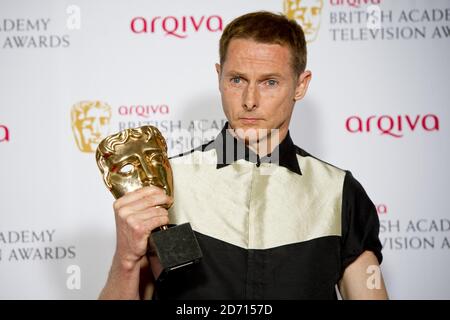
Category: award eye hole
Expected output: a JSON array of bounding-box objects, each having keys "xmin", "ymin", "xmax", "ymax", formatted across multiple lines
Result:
[{"xmin": 119, "ymin": 164, "xmax": 134, "ymax": 174}]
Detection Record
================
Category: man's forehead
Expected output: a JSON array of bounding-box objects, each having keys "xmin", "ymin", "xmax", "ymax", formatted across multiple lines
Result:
[
  {"xmin": 224, "ymin": 39, "xmax": 292, "ymax": 74},
  {"xmin": 228, "ymin": 39, "xmax": 290, "ymax": 60}
]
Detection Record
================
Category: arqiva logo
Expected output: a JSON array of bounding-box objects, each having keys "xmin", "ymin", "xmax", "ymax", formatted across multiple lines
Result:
[
  {"xmin": 0, "ymin": 124, "xmax": 10, "ymax": 143},
  {"xmin": 345, "ymin": 114, "xmax": 439, "ymax": 138},
  {"xmin": 330, "ymin": 0, "xmax": 381, "ymax": 8},
  {"xmin": 130, "ymin": 15, "xmax": 223, "ymax": 38},
  {"xmin": 118, "ymin": 104, "xmax": 169, "ymax": 118}
]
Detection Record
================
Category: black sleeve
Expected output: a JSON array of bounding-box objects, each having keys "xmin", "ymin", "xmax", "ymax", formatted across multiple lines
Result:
[{"xmin": 340, "ymin": 171, "xmax": 383, "ymax": 275}]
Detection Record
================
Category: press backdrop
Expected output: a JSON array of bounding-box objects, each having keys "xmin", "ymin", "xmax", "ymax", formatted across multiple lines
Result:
[{"xmin": 0, "ymin": 0, "xmax": 449, "ymax": 299}]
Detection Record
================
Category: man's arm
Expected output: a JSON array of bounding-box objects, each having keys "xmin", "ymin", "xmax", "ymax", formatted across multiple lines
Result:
[
  {"xmin": 99, "ymin": 253, "xmax": 145, "ymax": 299},
  {"xmin": 339, "ymin": 250, "xmax": 388, "ymax": 300},
  {"xmin": 98, "ymin": 186, "xmax": 171, "ymax": 300}
]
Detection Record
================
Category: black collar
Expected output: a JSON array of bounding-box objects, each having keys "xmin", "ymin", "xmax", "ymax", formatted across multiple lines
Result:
[{"xmin": 206, "ymin": 123, "xmax": 302, "ymax": 175}]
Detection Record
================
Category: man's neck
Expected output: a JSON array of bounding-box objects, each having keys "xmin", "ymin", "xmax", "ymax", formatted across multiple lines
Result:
[{"xmin": 228, "ymin": 126, "xmax": 288, "ymax": 157}]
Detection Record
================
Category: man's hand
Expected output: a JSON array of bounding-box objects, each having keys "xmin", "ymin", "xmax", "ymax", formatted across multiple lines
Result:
[
  {"xmin": 99, "ymin": 186, "xmax": 173, "ymax": 300},
  {"xmin": 113, "ymin": 186, "xmax": 172, "ymax": 269}
]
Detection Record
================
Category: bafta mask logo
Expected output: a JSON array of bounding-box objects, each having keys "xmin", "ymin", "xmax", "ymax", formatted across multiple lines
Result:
[
  {"xmin": 284, "ymin": 0, "xmax": 324, "ymax": 43},
  {"xmin": 71, "ymin": 101, "xmax": 112, "ymax": 153},
  {"xmin": 96, "ymin": 126, "xmax": 173, "ymax": 200}
]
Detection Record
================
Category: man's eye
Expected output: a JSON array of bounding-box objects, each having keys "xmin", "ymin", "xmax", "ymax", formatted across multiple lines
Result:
[
  {"xmin": 266, "ymin": 79, "xmax": 278, "ymax": 86},
  {"xmin": 231, "ymin": 77, "xmax": 241, "ymax": 84}
]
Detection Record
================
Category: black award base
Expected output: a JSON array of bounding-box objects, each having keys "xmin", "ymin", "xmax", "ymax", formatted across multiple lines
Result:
[{"xmin": 147, "ymin": 223, "xmax": 203, "ymax": 282}]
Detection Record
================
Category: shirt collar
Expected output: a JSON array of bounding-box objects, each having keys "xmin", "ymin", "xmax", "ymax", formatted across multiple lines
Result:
[{"xmin": 207, "ymin": 123, "xmax": 302, "ymax": 175}]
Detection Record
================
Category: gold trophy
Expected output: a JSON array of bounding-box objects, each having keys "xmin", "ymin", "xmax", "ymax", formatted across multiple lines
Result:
[{"xmin": 96, "ymin": 125, "xmax": 202, "ymax": 282}]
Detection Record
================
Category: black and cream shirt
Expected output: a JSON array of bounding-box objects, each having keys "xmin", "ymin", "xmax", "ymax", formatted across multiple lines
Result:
[{"xmin": 155, "ymin": 124, "xmax": 382, "ymax": 300}]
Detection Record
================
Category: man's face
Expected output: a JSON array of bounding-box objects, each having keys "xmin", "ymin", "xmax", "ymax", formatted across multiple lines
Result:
[
  {"xmin": 216, "ymin": 38, "xmax": 310, "ymax": 144},
  {"xmin": 285, "ymin": 0, "xmax": 323, "ymax": 42},
  {"xmin": 101, "ymin": 134, "xmax": 173, "ymax": 200}
]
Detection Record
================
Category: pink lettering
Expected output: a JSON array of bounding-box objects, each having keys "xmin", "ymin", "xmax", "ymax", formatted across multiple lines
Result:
[
  {"xmin": 397, "ymin": 115, "xmax": 402, "ymax": 131},
  {"xmin": 190, "ymin": 16, "xmax": 205, "ymax": 32},
  {"xmin": 130, "ymin": 17, "xmax": 147, "ymax": 33},
  {"xmin": 405, "ymin": 115, "xmax": 420, "ymax": 131},
  {"xmin": 330, "ymin": 0, "xmax": 381, "ymax": 7},
  {"xmin": 377, "ymin": 204, "xmax": 387, "ymax": 214},
  {"xmin": 378, "ymin": 115, "xmax": 402, "ymax": 138},
  {"xmin": 422, "ymin": 114, "xmax": 439, "ymax": 131},
  {"xmin": 182, "ymin": 16, "xmax": 187, "ymax": 33},
  {"xmin": 118, "ymin": 105, "xmax": 170, "ymax": 117},
  {"xmin": 150, "ymin": 105, "xmax": 159, "ymax": 113},
  {"xmin": 118, "ymin": 105, "xmax": 128, "ymax": 115},
  {"xmin": 0, "ymin": 125, "xmax": 10, "ymax": 142},
  {"xmin": 135, "ymin": 105, "xmax": 146, "ymax": 117},
  {"xmin": 151, "ymin": 16, "xmax": 161, "ymax": 32},
  {"xmin": 346, "ymin": 116, "xmax": 363, "ymax": 133},
  {"xmin": 366, "ymin": 115, "xmax": 376, "ymax": 132},
  {"xmin": 163, "ymin": 16, "xmax": 185, "ymax": 38},
  {"xmin": 206, "ymin": 15, "xmax": 223, "ymax": 32},
  {"xmin": 346, "ymin": 114, "xmax": 439, "ymax": 137},
  {"xmin": 131, "ymin": 15, "xmax": 223, "ymax": 38},
  {"xmin": 160, "ymin": 105, "xmax": 169, "ymax": 114}
]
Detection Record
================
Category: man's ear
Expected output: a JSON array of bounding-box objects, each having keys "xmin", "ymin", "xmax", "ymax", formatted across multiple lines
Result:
[
  {"xmin": 215, "ymin": 63, "xmax": 221, "ymax": 79},
  {"xmin": 294, "ymin": 70, "xmax": 312, "ymax": 101}
]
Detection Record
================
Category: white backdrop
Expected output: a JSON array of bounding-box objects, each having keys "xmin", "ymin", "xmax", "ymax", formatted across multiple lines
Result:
[{"xmin": 0, "ymin": 0, "xmax": 449, "ymax": 299}]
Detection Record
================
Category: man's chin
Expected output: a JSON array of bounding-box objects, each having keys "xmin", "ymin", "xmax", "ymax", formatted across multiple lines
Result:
[{"xmin": 230, "ymin": 126, "xmax": 271, "ymax": 144}]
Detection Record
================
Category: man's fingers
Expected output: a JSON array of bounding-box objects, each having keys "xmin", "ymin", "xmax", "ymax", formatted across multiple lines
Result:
[
  {"xmin": 124, "ymin": 193, "xmax": 172, "ymax": 213},
  {"xmin": 122, "ymin": 207, "xmax": 169, "ymax": 225},
  {"xmin": 115, "ymin": 196, "xmax": 172, "ymax": 221},
  {"xmin": 113, "ymin": 186, "xmax": 167, "ymax": 212},
  {"xmin": 145, "ymin": 214, "xmax": 170, "ymax": 232},
  {"xmin": 125, "ymin": 213, "xmax": 170, "ymax": 237}
]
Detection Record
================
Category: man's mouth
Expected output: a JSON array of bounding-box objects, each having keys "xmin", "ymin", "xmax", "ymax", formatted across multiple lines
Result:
[{"xmin": 239, "ymin": 117, "xmax": 262, "ymax": 124}]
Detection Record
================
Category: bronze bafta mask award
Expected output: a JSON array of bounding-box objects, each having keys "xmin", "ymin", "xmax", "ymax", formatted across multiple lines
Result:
[{"xmin": 96, "ymin": 125, "xmax": 202, "ymax": 282}]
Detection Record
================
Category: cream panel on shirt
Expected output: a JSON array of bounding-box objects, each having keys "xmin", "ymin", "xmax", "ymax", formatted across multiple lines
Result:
[{"xmin": 169, "ymin": 150, "xmax": 346, "ymax": 250}]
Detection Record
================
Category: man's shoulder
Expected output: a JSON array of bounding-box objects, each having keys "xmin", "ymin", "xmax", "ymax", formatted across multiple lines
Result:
[
  {"xmin": 296, "ymin": 146, "xmax": 377, "ymax": 211},
  {"xmin": 294, "ymin": 145, "xmax": 349, "ymax": 177}
]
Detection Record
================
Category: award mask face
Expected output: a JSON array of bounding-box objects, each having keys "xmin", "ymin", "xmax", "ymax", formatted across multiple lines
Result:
[
  {"xmin": 284, "ymin": 0, "xmax": 323, "ymax": 43},
  {"xmin": 71, "ymin": 101, "xmax": 112, "ymax": 153},
  {"xmin": 96, "ymin": 126, "xmax": 173, "ymax": 201}
]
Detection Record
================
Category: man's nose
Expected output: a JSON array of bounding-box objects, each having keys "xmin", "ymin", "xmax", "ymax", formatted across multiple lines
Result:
[{"xmin": 243, "ymin": 82, "xmax": 259, "ymax": 111}]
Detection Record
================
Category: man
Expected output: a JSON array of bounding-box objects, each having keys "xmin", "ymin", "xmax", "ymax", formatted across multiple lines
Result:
[{"xmin": 99, "ymin": 11, "xmax": 388, "ymax": 300}]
